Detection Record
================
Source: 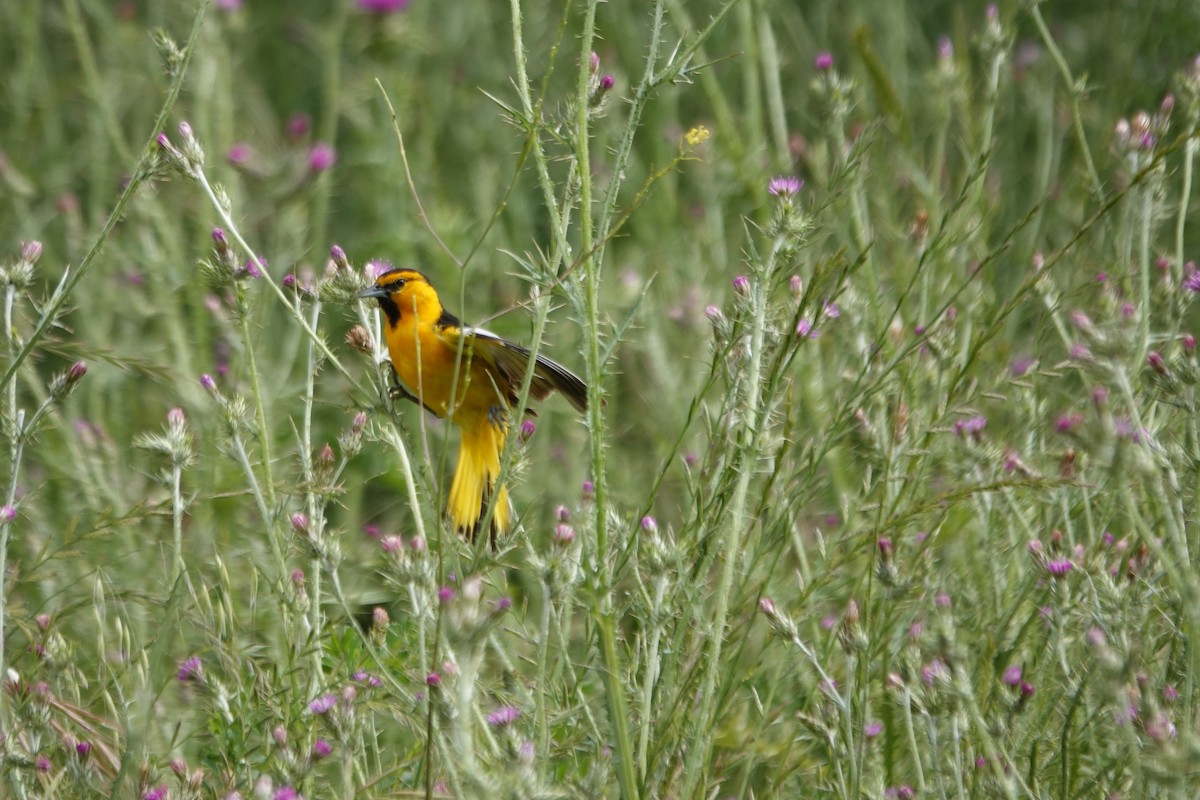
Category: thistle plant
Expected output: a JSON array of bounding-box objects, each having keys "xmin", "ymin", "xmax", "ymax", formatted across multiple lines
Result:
[{"xmin": 5, "ymin": 1, "xmax": 1200, "ymax": 798}]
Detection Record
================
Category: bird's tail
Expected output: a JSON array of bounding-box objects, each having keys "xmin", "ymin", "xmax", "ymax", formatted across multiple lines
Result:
[{"xmin": 447, "ymin": 411, "xmax": 511, "ymax": 540}]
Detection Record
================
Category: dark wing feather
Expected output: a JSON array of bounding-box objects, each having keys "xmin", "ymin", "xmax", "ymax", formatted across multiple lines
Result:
[{"xmin": 467, "ymin": 328, "xmax": 588, "ymax": 413}]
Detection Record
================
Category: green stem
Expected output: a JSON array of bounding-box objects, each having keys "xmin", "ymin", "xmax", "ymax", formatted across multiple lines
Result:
[
  {"xmin": 573, "ymin": 2, "xmax": 637, "ymax": 797},
  {"xmin": 236, "ymin": 304, "xmax": 276, "ymax": 510},
  {"xmin": 1137, "ymin": 162, "xmax": 1152, "ymax": 360},
  {"xmin": 637, "ymin": 579, "xmax": 667, "ymax": 779},
  {"xmin": 312, "ymin": 1, "xmax": 349, "ymax": 254},
  {"xmin": 682, "ymin": 247, "xmax": 774, "ymax": 796},
  {"xmin": 1029, "ymin": 3, "xmax": 1103, "ymax": 202},
  {"xmin": 171, "ymin": 464, "xmax": 185, "ymax": 584},
  {"xmin": 1176, "ymin": 136, "xmax": 1196, "ymax": 282},
  {"xmin": 303, "ymin": 301, "xmax": 324, "ymax": 693}
]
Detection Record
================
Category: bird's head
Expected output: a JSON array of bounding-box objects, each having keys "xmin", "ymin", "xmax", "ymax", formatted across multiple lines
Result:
[{"xmin": 359, "ymin": 268, "xmax": 440, "ymax": 324}]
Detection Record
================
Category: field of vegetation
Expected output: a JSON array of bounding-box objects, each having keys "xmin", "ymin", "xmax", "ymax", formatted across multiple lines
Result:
[{"xmin": 3, "ymin": 0, "xmax": 1200, "ymax": 797}]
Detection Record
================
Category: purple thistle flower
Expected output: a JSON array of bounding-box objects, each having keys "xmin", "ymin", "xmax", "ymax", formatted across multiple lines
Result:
[
  {"xmin": 143, "ymin": 786, "xmax": 168, "ymax": 800},
  {"xmin": 177, "ymin": 656, "xmax": 203, "ymax": 684},
  {"xmin": 199, "ymin": 374, "xmax": 217, "ymax": 392},
  {"xmin": 864, "ymin": 720, "xmax": 883, "ymax": 738},
  {"xmin": 227, "ymin": 143, "xmax": 252, "ymax": 166},
  {"xmin": 1011, "ymin": 356, "xmax": 1035, "ymax": 377},
  {"xmin": 641, "ymin": 515, "xmax": 658, "ymax": 532},
  {"xmin": 520, "ymin": 418, "xmax": 536, "ymax": 440},
  {"xmin": 307, "ymin": 142, "xmax": 337, "ymax": 173},
  {"xmin": 554, "ymin": 523, "xmax": 576, "ymax": 544},
  {"xmin": 953, "ymin": 415, "xmax": 987, "ymax": 440},
  {"xmin": 35, "ymin": 755, "xmax": 51, "ymax": 772},
  {"xmin": 363, "ymin": 259, "xmax": 392, "ymax": 279},
  {"xmin": 287, "ymin": 113, "xmax": 311, "ymax": 140},
  {"xmin": 312, "ymin": 739, "xmax": 333, "ymax": 759},
  {"xmin": 921, "ymin": 659, "xmax": 949, "ymax": 687},
  {"xmin": 426, "ymin": 672, "xmax": 441, "ymax": 687},
  {"xmin": 1147, "ymin": 351, "xmax": 1168, "ymax": 375},
  {"xmin": 381, "ymin": 535, "xmax": 404, "ymax": 553},
  {"xmin": 274, "ymin": 788, "xmax": 299, "ymax": 800},
  {"xmin": 1056, "ymin": 413, "xmax": 1083, "ymax": 433},
  {"xmin": 308, "ymin": 694, "xmax": 337, "ymax": 715},
  {"xmin": 1002, "ymin": 665, "xmax": 1023, "ymax": 686},
  {"xmin": 1046, "ymin": 559, "xmax": 1073, "ymax": 577},
  {"xmin": 486, "ymin": 705, "xmax": 521, "ymax": 727},
  {"xmin": 600, "ymin": 74, "xmax": 615, "ymax": 91},
  {"xmin": 437, "ymin": 586, "xmax": 455, "ymax": 603},
  {"xmin": 732, "ymin": 274, "xmax": 750, "ymax": 294},
  {"xmin": 795, "ymin": 319, "xmax": 814, "ymax": 337},
  {"xmin": 1020, "ymin": 681, "xmax": 1035, "ymax": 698},
  {"xmin": 0, "ymin": 505, "xmax": 15, "ymax": 523},
  {"xmin": 75, "ymin": 741, "xmax": 92, "ymax": 758},
  {"xmin": 768, "ymin": 176, "xmax": 803, "ymax": 197},
  {"xmin": 814, "ymin": 52, "xmax": 834, "ymax": 71}
]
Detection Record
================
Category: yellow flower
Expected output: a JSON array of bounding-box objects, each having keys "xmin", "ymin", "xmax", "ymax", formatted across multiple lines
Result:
[{"xmin": 684, "ymin": 125, "xmax": 711, "ymax": 147}]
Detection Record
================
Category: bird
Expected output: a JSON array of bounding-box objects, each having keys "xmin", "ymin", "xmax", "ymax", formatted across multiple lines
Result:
[{"xmin": 359, "ymin": 268, "xmax": 588, "ymax": 539}]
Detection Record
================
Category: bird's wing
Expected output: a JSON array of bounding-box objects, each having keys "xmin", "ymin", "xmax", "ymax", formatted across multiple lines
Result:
[{"xmin": 435, "ymin": 323, "xmax": 588, "ymax": 413}]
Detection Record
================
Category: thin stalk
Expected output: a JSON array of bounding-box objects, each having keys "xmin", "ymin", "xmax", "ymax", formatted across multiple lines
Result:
[
  {"xmin": 230, "ymin": 433, "xmax": 285, "ymax": 577},
  {"xmin": 637, "ymin": 578, "xmax": 668, "ymax": 779},
  {"xmin": 682, "ymin": 244, "xmax": 776, "ymax": 796},
  {"xmin": 235, "ymin": 304, "xmax": 277, "ymax": 509},
  {"xmin": 572, "ymin": 1, "xmax": 638, "ymax": 797},
  {"xmin": 1176, "ymin": 136, "xmax": 1196, "ymax": 281},
  {"xmin": 754, "ymin": 0, "xmax": 789, "ymax": 166},
  {"xmin": 4, "ymin": 286, "xmax": 16, "ymax": 434},
  {"xmin": 1029, "ymin": 3, "xmax": 1103, "ymax": 202},
  {"xmin": 0, "ymin": 409, "xmax": 29, "ymax": 725},
  {"xmin": 1137, "ymin": 166, "xmax": 1152, "ymax": 359},
  {"xmin": 170, "ymin": 464, "xmax": 185, "ymax": 584},
  {"xmin": 535, "ymin": 580, "xmax": 553, "ymax": 773},
  {"xmin": 0, "ymin": 396, "xmax": 61, "ymax": 720},
  {"xmin": 312, "ymin": 1, "xmax": 349, "ymax": 255},
  {"xmin": 902, "ymin": 686, "xmax": 927, "ymax": 791},
  {"xmin": 303, "ymin": 301, "xmax": 325, "ymax": 693}
]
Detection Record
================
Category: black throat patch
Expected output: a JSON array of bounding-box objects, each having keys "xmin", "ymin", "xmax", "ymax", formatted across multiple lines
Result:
[{"xmin": 377, "ymin": 295, "xmax": 401, "ymax": 327}]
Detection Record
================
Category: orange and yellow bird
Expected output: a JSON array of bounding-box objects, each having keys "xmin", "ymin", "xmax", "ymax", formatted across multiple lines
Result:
[{"xmin": 360, "ymin": 268, "xmax": 588, "ymax": 538}]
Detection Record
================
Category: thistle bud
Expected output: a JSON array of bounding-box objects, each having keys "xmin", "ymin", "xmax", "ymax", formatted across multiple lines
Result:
[
  {"xmin": 20, "ymin": 240, "xmax": 42, "ymax": 264},
  {"xmin": 346, "ymin": 325, "xmax": 374, "ymax": 354}
]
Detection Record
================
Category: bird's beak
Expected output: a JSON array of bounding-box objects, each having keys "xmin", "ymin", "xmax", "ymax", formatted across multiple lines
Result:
[{"xmin": 358, "ymin": 284, "xmax": 388, "ymax": 300}]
